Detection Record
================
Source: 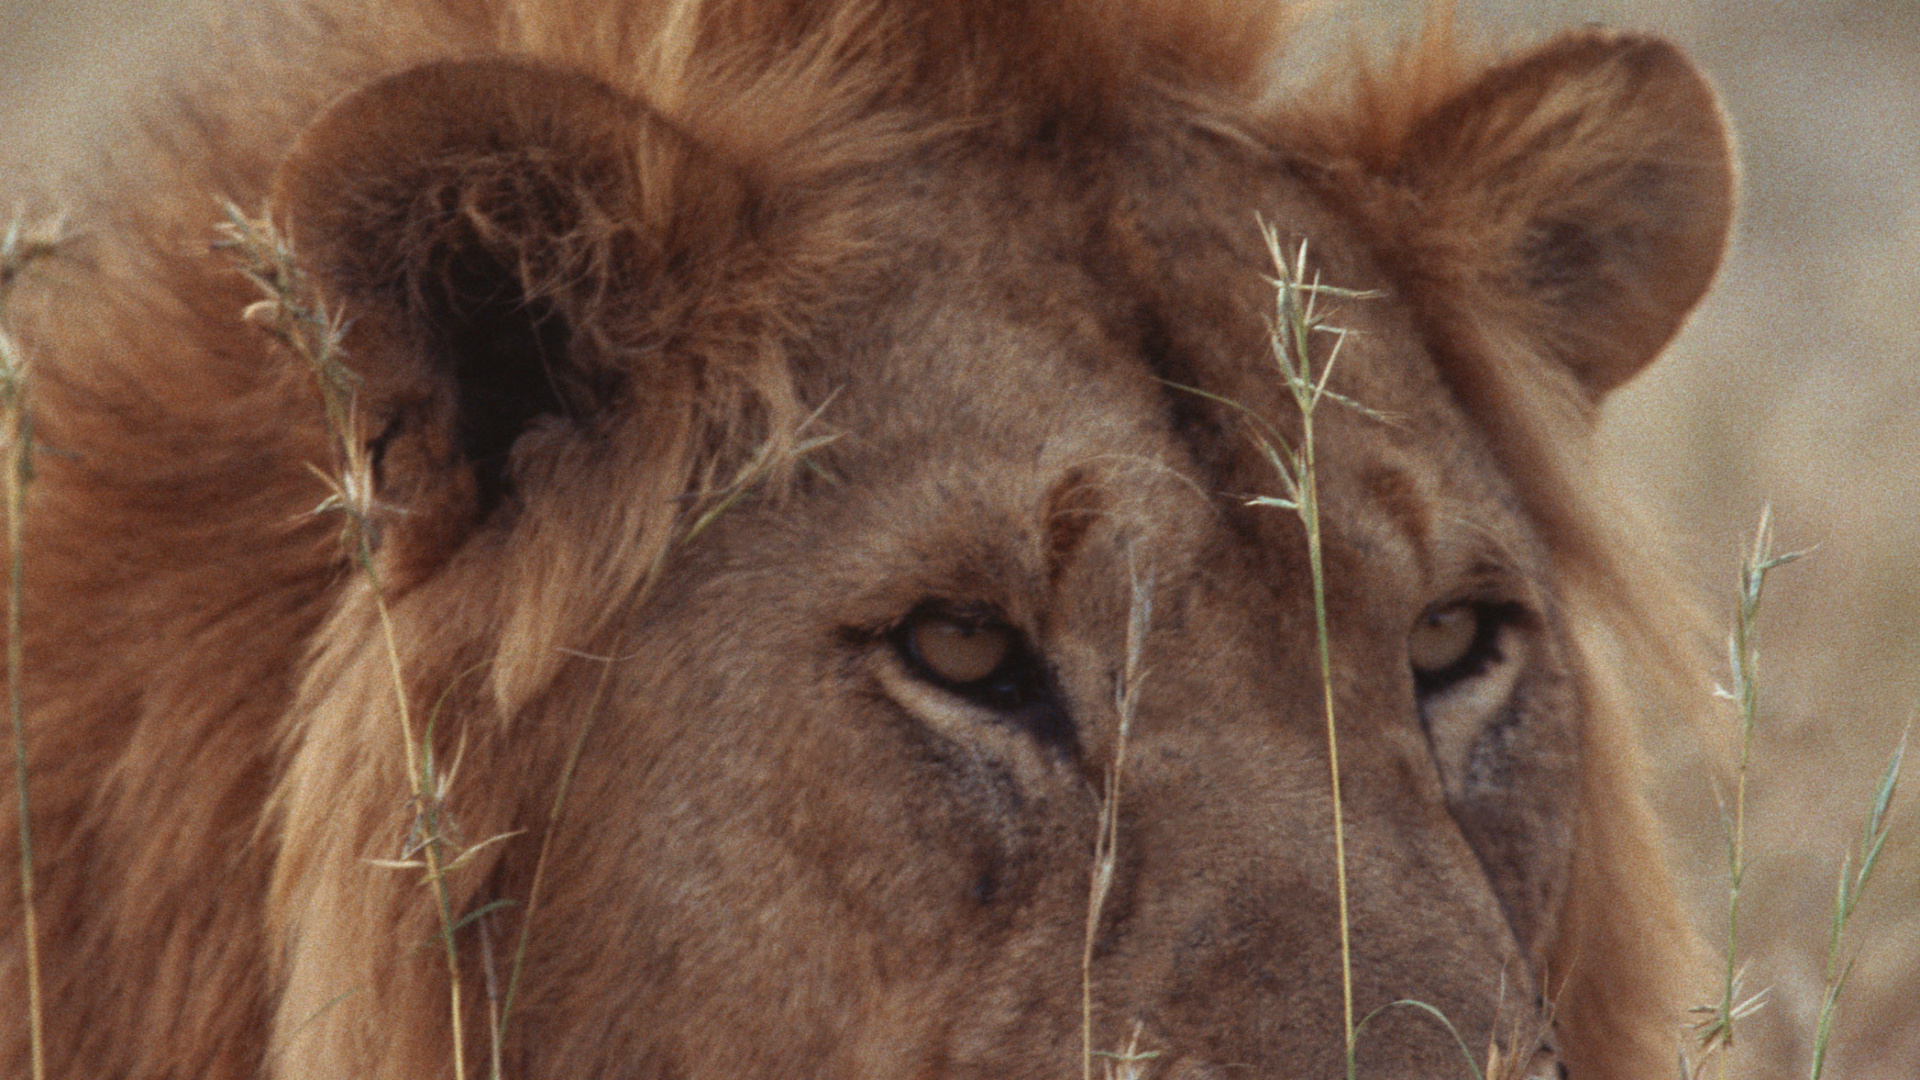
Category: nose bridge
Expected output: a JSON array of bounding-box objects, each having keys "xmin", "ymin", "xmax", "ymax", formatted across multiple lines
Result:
[{"xmin": 1089, "ymin": 620, "xmax": 1545, "ymax": 1075}]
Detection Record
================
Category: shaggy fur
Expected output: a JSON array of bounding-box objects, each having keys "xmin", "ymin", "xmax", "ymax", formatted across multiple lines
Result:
[{"xmin": 2, "ymin": 1, "xmax": 1733, "ymax": 1077}]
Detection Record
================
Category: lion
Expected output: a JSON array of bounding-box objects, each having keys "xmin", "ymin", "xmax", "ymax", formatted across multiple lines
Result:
[{"xmin": 0, "ymin": 1, "xmax": 1733, "ymax": 1077}]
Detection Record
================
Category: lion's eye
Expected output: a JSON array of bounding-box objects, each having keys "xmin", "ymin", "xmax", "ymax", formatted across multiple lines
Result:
[
  {"xmin": 891, "ymin": 603, "xmax": 1057, "ymax": 719},
  {"xmin": 1409, "ymin": 601, "xmax": 1514, "ymax": 697},
  {"xmin": 1410, "ymin": 604, "xmax": 1480, "ymax": 676},
  {"xmin": 884, "ymin": 603, "xmax": 1073, "ymax": 756},
  {"xmin": 908, "ymin": 616, "xmax": 1014, "ymax": 685}
]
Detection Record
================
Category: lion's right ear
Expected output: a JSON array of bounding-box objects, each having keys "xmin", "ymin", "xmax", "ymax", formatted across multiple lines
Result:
[
  {"xmin": 270, "ymin": 59, "xmax": 750, "ymax": 580},
  {"xmin": 1386, "ymin": 30, "xmax": 1736, "ymax": 402}
]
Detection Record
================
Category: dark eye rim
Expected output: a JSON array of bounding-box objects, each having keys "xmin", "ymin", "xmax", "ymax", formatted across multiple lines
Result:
[
  {"xmin": 889, "ymin": 602, "xmax": 1041, "ymax": 710},
  {"xmin": 877, "ymin": 600, "xmax": 1078, "ymax": 758},
  {"xmin": 1410, "ymin": 600, "xmax": 1529, "ymax": 698}
]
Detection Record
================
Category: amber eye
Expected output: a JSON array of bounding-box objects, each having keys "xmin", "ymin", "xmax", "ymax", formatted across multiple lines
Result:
[
  {"xmin": 1409, "ymin": 603, "xmax": 1482, "ymax": 679},
  {"xmin": 907, "ymin": 614, "xmax": 1014, "ymax": 686},
  {"xmin": 887, "ymin": 603, "xmax": 1073, "ymax": 754}
]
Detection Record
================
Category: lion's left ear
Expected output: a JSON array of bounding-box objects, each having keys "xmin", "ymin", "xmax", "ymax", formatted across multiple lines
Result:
[
  {"xmin": 269, "ymin": 59, "xmax": 752, "ymax": 581},
  {"xmin": 1390, "ymin": 31, "xmax": 1735, "ymax": 399}
]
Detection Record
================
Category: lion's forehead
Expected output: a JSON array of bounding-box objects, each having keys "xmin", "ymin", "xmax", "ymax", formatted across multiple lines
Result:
[{"xmin": 795, "ymin": 181, "xmax": 1539, "ymax": 581}]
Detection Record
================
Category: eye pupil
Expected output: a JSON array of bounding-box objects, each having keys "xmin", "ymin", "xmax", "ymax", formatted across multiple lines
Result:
[
  {"xmin": 909, "ymin": 617, "xmax": 1013, "ymax": 685},
  {"xmin": 1409, "ymin": 604, "xmax": 1480, "ymax": 676}
]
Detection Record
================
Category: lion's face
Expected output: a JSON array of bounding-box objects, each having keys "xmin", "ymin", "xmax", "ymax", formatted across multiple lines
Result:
[
  {"xmin": 538, "ymin": 215, "xmax": 1580, "ymax": 1076},
  {"xmin": 246, "ymin": 21, "xmax": 1732, "ymax": 1080}
]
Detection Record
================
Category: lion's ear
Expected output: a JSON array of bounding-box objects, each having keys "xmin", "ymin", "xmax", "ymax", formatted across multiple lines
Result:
[
  {"xmin": 1392, "ymin": 31, "xmax": 1735, "ymax": 398},
  {"xmin": 270, "ymin": 59, "xmax": 747, "ymax": 576}
]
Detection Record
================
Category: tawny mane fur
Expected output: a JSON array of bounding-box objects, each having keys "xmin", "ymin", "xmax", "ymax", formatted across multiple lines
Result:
[{"xmin": 3, "ymin": 2, "xmax": 1732, "ymax": 1078}]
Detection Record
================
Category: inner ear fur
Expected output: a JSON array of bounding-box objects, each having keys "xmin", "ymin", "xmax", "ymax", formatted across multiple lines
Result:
[
  {"xmin": 270, "ymin": 58, "xmax": 751, "ymax": 576},
  {"xmin": 1389, "ymin": 30, "xmax": 1736, "ymax": 399}
]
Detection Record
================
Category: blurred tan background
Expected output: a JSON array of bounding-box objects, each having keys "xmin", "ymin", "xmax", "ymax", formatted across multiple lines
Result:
[
  {"xmin": 1486, "ymin": 4, "xmax": 1920, "ymax": 1077},
  {"xmin": 1322, "ymin": 4, "xmax": 1920, "ymax": 1078},
  {"xmin": 4, "ymin": 1, "xmax": 1917, "ymax": 1077}
]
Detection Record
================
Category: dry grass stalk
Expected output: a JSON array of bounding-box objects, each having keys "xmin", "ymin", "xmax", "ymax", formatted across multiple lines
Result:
[
  {"xmin": 1082, "ymin": 557, "xmax": 1154, "ymax": 1080},
  {"xmin": 492, "ymin": 652, "xmax": 619, "ymax": 1077},
  {"xmin": 1, "ymin": 209, "xmax": 65, "ymax": 1080},
  {"xmin": 1682, "ymin": 508, "xmax": 1907, "ymax": 1080},
  {"xmin": 216, "ymin": 202, "xmax": 482, "ymax": 1080},
  {"xmin": 1167, "ymin": 222, "xmax": 1384, "ymax": 1074},
  {"xmin": 215, "ymin": 201, "xmax": 842, "ymax": 1078},
  {"xmin": 1242, "ymin": 221, "xmax": 1381, "ymax": 1073},
  {"xmin": 1688, "ymin": 508, "xmax": 1795, "ymax": 1077},
  {"xmin": 1806, "ymin": 727, "xmax": 1906, "ymax": 1080}
]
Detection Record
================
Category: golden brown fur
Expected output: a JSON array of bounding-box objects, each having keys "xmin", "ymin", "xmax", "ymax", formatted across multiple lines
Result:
[{"xmin": 2, "ymin": 2, "xmax": 1732, "ymax": 1077}]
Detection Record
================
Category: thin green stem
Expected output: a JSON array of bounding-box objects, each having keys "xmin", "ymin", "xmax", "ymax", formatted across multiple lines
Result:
[
  {"xmin": 1807, "ymin": 727, "xmax": 1905, "ymax": 1080},
  {"xmin": 369, "ymin": 567, "xmax": 467, "ymax": 1080},
  {"xmin": 1693, "ymin": 507, "xmax": 1799, "ymax": 1076},
  {"xmin": 1251, "ymin": 222, "xmax": 1370, "ymax": 1073},
  {"xmin": 493, "ymin": 654, "xmax": 618, "ymax": 1077},
  {"xmin": 220, "ymin": 204, "xmax": 470, "ymax": 1080},
  {"xmin": 6, "ymin": 393, "xmax": 43, "ymax": 1080},
  {"xmin": 1353, "ymin": 1000, "xmax": 1485, "ymax": 1080},
  {"xmin": 1301, "ymin": 410, "xmax": 1355, "ymax": 1067},
  {"xmin": 1, "ymin": 213, "xmax": 59, "ymax": 1080},
  {"xmin": 1083, "ymin": 560, "xmax": 1151, "ymax": 1080}
]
